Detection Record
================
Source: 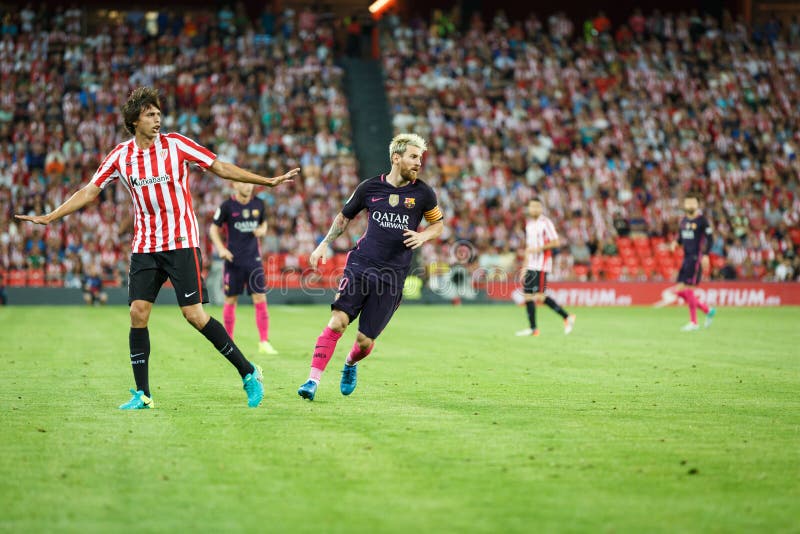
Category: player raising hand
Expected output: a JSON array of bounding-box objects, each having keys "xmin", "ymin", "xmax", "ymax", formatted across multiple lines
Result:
[{"xmin": 16, "ymin": 86, "xmax": 298, "ymax": 409}]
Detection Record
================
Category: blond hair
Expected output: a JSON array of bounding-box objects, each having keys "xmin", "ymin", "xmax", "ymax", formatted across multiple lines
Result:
[{"xmin": 389, "ymin": 133, "xmax": 428, "ymax": 162}]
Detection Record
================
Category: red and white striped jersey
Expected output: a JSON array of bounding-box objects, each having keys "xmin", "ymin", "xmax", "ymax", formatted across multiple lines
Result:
[
  {"xmin": 525, "ymin": 215, "xmax": 559, "ymax": 272},
  {"xmin": 91, "ymin": 133, "xmax": 216, "ymax": 253}
]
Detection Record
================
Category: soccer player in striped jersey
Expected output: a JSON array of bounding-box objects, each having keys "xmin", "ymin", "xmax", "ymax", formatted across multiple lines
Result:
[
  {"xmin": 665, "ymin": 194, "xmax": 716, "ymax": 331},
  {"xmin": 15, "ymin": 87, "xmax": 299, "ymax": 409},
  {"xmin": 297, "ymin": 133, "xmax": 444, "ymax": 401},
  {"xmin": 209, "ymin": 181, "xmax": 278, "ymax": 355},
  {"xmin": 515, "ymin": 198, "xmax": 576, "ymax": 337}
]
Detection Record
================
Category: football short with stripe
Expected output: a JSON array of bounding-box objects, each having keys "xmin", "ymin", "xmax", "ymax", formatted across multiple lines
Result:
[
  {"xmin": 523, "ymin": 270, "xmax": 547, "ymax": 294},
  {"xmin": 223, "ymin": 261, "xmax": 265, "ymax": 296},
  {"xmin": 677, "ymin": 256, "xmax": 702, "ymax": 286},
  {"xmin": 332, "ymin": 268, "xmax": 403, "ymax": 340},
  {"xmin": 128, "ymin": 248, "xmax": 209, "ymax": 306}
]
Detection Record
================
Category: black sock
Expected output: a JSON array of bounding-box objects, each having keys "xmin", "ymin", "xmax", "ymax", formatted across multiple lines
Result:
[
  {"xmin": 525, "ymin": 301, "xmax": 537, "ymax": 329},
  {"xmin": 200, "ymin": 317, "xmax": 254, "ymax": 378},
  {"xmin": 129, "ymin": 327, "xmax": 151, "ymax": 397},
  {"xmin": 544, "ymin": 296, "xmax": 569, "ymax": 319}
]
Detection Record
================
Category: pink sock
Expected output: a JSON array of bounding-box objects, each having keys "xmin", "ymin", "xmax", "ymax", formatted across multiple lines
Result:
[
  {"xmin": 254, "ymin": 301, "xmax": 269, "ymax": 342},
  {"xmin": 309, "ymin": 327, "xmax": 343, "ymax": 382},
  {"xmin": 689, "ymin": 289, "xmax": 710, "ymax": 314},
  {"xmin": 346, "ymin": 341, "xmax": 374, "ymax": 365},
  {"xmin": 223, "ymin": 303, "xmax": 236, "ymax": 337},
  {"xmin": 685, "ymin": 292, "xmax": 699, "ymax": 324}
]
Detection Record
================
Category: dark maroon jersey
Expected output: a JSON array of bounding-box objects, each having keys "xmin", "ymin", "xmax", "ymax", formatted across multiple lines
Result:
[{"xmin": 212, "ymin": 196, "xmax": 265, "ymax": 265}]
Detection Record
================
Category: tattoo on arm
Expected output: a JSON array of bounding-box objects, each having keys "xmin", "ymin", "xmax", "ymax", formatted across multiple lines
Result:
[{"xmin": 322, "ymin": 213, "xmax": 349, "ymax": 245}]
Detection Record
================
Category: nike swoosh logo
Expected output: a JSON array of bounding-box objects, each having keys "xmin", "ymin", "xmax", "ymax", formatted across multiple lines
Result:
[
  {"xmin": 184, "ymin": 291, "xmax": 197, "ymax": 298},
  {"xmin": 130, "ymin": 353, "xmax": 145, "ymax": 358},
  {"xmin": 370, "ymin": 197, "xmax": 385, "ymax": 202}
]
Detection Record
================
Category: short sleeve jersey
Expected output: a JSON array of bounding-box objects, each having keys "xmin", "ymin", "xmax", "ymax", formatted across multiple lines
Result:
[
  {"xmin": 212, "ymin": 196, "xmax": 265, "ymax": 265},
  {"xmin": 678, "ymin": 214, "xmax": 712, "ymax": 257},
  {"xmin": 525, "ymin": 215, "xmax": 559, "ymax": 272},
  {"xmin": 341, "ymin": 175, "xmax": 443, "ymax": 285},
  {"xmin": 90, "ymin": 132, "xmax": 216, "ymax": 253}
]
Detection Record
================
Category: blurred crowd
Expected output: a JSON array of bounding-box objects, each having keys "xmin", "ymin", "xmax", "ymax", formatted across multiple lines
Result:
[
  {"xmin": 382, "ymin": 7, "xmax": 800, "ymax": 283},
  {"xmin": 1, "ymin": 3, "xmax": 365, "ymax": 289},
  {"xmin": 1, "ymin": 4, "xmax": 799, "ymax": 297}
]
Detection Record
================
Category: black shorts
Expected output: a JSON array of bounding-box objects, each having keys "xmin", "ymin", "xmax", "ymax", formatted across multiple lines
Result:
[
  {"xmin": 224, "ymin": 262, "xmax": 265, "ymax": 296},
  {"xmin": 523, "ymin": 270, "xmax": 547, "ymax": 294},
  {"xmin": 677, "ymin": 256, "xmax": 702, "ymax": 286},
  {"xmin": 128, "ymin": 248, "xmax": 209, "ymax": 306},
  {"xmin": 332, "ymin": 268, "xmax": 403, "ymax": 340}
]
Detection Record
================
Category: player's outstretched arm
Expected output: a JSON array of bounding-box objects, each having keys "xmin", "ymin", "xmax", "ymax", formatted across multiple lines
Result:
[
  {"xmin": 310, "ymin": 212, "xmax": 351, "ymax": 269},
  {"xmin": 15, "ymin": 184, "xmax": 101, "ymax": 225},
  {"xmin": 209, "ymin": 160, "xmax": 300, "ymax": 187},
  {"xmin": 403, "ymin": 220, "xmax": 444, "ymax": 250}
]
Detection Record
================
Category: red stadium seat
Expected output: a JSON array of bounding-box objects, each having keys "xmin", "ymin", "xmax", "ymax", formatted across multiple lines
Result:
[
  {"xmin": 604, "ymin": 256, "xmax": 623, "ymax": 269},
  {"xmin": 660, "ymin": 265, "xmax": 676, "ymax": 280},
  {"xmin": 619, "ymin": 246, "xmax": 636, "ymax": 259},
  {"xmin": 641, "ymin": 257, "xmax": 656, "ymax": 277},
  {"xmin": 27, "ymin": 269, "xmax": 45, "ymax": 287},
  {"xmin": 633, "ymin": 237, "xmax": 651, "ymax": 258},
  {"xmin": 616, "ymin": 237, "xmax": 632, "ymax": 250},
  {"xmin": 318, "ymin": 260, "xmax": 336, "ymax": 277},
  {"xmin": 334, "ymin": 253, "xmax": 349, "ymax": 268},
  {"xmin": 590, "ymin": 256, "xmax": 604, "ymax": 279},
  {"xmin": 266, "ymin": 273, "xmax": 283, "ymax": 287},
  {"xmin": 264, "ymin": 255, "xmax": 283, "ymax": 274},
  {"xmin": 297, "ymin": 254, "xmax": 310, "ymax": 271},
  {"xmin": 789, "ymin": 227, "xmax": 800, "ymax": 246},
  {"xmin": 264, "ymin": 260, "xmax": 281, "ymax": 276},
  {"xmin": 8, "ymin": 269, "xmax": 26, "ymax": 287},
  {"xmin": 573, "ymin": 264, "xmax": 589, "ymax": 280},
  {"xmin": 605, "ymin": 265, "xmax": 622, "ymax": 281}
]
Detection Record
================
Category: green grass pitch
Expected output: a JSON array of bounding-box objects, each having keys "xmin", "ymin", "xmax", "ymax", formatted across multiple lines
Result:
[{"xmin": 1, "ymin": 304, "xmax": 798, "ymax": 532}]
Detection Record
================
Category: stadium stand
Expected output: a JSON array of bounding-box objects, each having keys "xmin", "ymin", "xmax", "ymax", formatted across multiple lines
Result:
[
  {"xmin": 1, "ymin": 5, "xmax": 798, "ymax": 292},
  {"xmin": 1, "ymin": 5, "xmax": 362, "ymax": 288},
  {"xmin": 380, "ymin": 8, "xmax": 800, "ymax": 282}
]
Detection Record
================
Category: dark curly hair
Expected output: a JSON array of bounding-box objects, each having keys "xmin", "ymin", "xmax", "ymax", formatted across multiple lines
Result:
[{"xmin": 122, "ymin": 87, "xmax": 161, "ymax": 135}]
